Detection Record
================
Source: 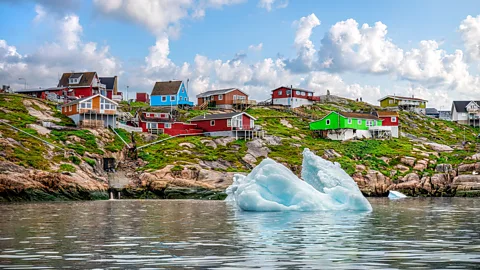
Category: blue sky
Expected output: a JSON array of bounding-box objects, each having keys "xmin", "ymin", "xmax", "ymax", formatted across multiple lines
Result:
[{"xmin": 1, "ymin": 0, "xmax": 480, "ymax": 107}]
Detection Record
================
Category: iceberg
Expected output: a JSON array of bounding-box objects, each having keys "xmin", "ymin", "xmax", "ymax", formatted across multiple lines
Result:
[
  {"xmin": 226, "ymin": 148, "xmax": 372, "ymax": 212},
  {"xmin": 388, "ymin": 190, "xmax": 407, "ymax": 199}
]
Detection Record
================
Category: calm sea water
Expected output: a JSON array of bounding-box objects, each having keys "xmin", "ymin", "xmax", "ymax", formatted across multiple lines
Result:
[{"xmin": 0, "ymin": 198, "xmax": 479, "ymax": 269}]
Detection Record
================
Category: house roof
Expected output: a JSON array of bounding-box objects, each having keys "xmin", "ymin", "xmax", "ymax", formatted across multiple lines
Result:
[
  {"xmin": 378, "ymin": 95, "xmax": 428, "ymax": 102},
  {"xmin": 151, "ymin": 81, "xmax": 182, "ymax": 96},
  {"xmin": 271, "ymin": 86, "xmax": 314, "ymax": 93},
  {"xmin": 425, "ymin": 108, "xmax": 440, "ymax": 115},
  {"xmin": 14, "ymin": 87, "xmax": 66, "ymax": 93},
  {"xmin": 189, "ymin": 112, "xmax": 256, "ymax": 121},
  {"xmin": 339, "ymin": 112, "xmax": 381, "ymax": 120},
  {"xmin": 196, "ymin": 88, "xmax": 248, "ymax": 98},
  {"xmin": 375, "ymin": 111, "xmax": 399, "ymax": 117},
  {"xmin": 99, "ymin": 77, "xmax": 116, "ymax": 90},
  {"xmin": 61, "ymin": 94, "xmax": 118, "ymax": 107},
  {"xmin": 452, "ymin": 101, "xmax": 480, "ymax": 113},
  {"xmin": 58, "ymin": 72, "xmax": 97, "ymax": 87}
]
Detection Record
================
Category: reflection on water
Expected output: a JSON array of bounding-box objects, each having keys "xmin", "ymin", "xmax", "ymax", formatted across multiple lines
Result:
[{"xmin": 0, "ymin": 198, "xmax": 479, "ymax": 269}]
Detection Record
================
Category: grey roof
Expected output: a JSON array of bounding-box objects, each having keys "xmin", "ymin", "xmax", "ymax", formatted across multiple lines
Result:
[
  {"xmin": 69, "ymin": 73, "xmax": 83, "ymax": 79},
  {"xmin": 425, "ymin": 108, "xmax": 439, "ymax": 115},
  {"xmin": 452, "ymin": 101, "xmax": 480, "ymax": 113},
  {"xmin": 61, "ymin": 96, "xmax": 92, "ymax": 107},
  {"xmin": 271, "ymin": 86, "xmax": 314, "ymax": 93},
  {"xmin": 99, "ymin": 77, "xmax": 116, "ymax": 90},
  {"xmin": 151, "ymin": 81, "xmax": 182, "ymax": 96},
  {"xmin": 189, "ymin": 112, "xmax": 243, "ymax": 121},
  {"xmin": 196, "ymin": 88, "xmax": 241, "ymax": 98},
  {"xmin": 14, "ymin": 87, "xmax": 66, "ymax": 93}
]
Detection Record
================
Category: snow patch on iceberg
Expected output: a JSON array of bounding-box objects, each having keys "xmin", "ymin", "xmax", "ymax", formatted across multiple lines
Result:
[{"xmin": 226, "ymin": 148, "xmax": 372, "ymax": 212}]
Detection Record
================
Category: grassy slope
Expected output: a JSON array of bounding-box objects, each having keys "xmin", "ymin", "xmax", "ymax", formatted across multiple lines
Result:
[
  {"xmin": 1, "ymin": 94, "xmax": 478, "ymax": 183},
  {"xmin": 0, "ymin": 94, "xmax": 124, "ymax": 172}
]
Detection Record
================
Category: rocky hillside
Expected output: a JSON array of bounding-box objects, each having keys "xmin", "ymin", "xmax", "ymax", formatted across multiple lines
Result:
[{"xmin": 1, "ymin": 93, "xmax": 480, "ymax": 201}]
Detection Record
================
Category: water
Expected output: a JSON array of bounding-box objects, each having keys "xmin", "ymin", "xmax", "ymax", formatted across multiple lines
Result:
[{"xmin": 0, "ymin": 198, "xmax": 479, "ymax": 269}]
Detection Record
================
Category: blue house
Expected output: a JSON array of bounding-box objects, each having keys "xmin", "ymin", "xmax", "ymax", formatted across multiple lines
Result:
[{"xmin": 150, "ymin": 80, "xmax": 194, "ymax": 108}]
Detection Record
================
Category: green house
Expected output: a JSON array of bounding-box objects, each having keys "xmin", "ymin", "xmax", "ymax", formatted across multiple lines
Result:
[
  {"xmin": 310, "ymin": 111, "xmax": 383, "ymax": 140},
  {"xmin": 378, "ymin": 95, "xmax": 427, "ymax": 113}
]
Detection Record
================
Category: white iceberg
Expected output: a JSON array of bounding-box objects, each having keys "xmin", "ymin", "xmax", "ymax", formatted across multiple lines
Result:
[
  {"xmin": 388, "ymin": 190, "xmax": 407, "ymax": 199},
  {"xmin": 226, "ymin": 148, "xmax": 372, "ymax": 212}
]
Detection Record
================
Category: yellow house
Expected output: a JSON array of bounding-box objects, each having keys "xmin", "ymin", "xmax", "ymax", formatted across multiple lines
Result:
[{"xmin": 378, "ymin": 95, "xmax": 427, "ymax": 114}]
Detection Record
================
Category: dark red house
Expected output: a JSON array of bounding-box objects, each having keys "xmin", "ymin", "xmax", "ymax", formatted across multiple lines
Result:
[
  {"xmin": 136, "ymin": 93, "xmax": 150, "ymax": 103},
  {"xmin": 373, "ymin": 111, "xmax": 399, "ymax": 138},
  {"xmin": 189, "ymin": 112, "xmax": 256, "ymax": 137},
  {"xmin": 136, "ymin": 111, "xmax": 202, "ymax": 136},
  {"xmin": 271, "ymin": 86, "xmax": 320, "ymax": 108},
  {"xmin": 57, "ymin": 72, "xmax": 106, "ymax": 98}
]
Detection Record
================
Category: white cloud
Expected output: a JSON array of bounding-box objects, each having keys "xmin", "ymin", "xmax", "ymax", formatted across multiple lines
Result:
[
  {"xmin": 0, "ymin": 13, "xmax": 121, "ymax": 90},
  {"xmin": 318, "ymin": 19, "xmax": 404, "ymax": 74},
  {"xmin": 459, "ymin": 15, "xmax": 480, "ymax": 62},
  {"xmin": 258, "ymin": 0, "xmax": 288, "ymax": 11},
  {"xmin": 288, "ymin": 13, "xmax": 320, "ymax": 72},
  {"xmin": 248, "ymin": 43, "xmax": 263, "ymax": 51},
  {"xmin": 33, "ymin": 4, "xmax": 46, "ymax": 23}
]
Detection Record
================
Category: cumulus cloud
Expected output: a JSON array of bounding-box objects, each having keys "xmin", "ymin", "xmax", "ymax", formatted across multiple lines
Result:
[
  {"xmin": 287, "ymin": 13, "xmax": 321, "ymax": 72},
  {"xmin": 248, "ymin": 43, "xmax": 263, "ymax": 51},
  {"xmin": 33, "ymin": 4, "xmax": 46, "ymax": 23},
  {"xmin": 258, "ymin": 0, "xmax": 288, "ymax": 11},
  {"xmin": 459, "ymin": 15, "xmax": 480, "ymax": 62},
  {"xmin": 318, "ymin": 19, "xmax": 403, "ymax": 74},
  {"xmin": 0, "ymin": 12, "xmax": 121, "ymax": 90}
]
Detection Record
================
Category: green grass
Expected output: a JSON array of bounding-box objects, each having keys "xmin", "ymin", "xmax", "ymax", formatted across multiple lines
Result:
[
  {"xmin": 50, "ymin": 130, "xmax": 104, "ymax": 155},
  {"xmin": 69, "ymin": 155, "xmax": 81, "ymax": 165},
  {"xmin": 59, "ymin": 164, "xmax": 76, "ymax": 173},
  {"xmin": 84, "ymin": 157, "xmax": 96, "ymax": 167}
]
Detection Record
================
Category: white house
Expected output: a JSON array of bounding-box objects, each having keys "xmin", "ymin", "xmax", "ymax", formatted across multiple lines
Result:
[{"xmin": 451, "ymin": 101, "xmax": 480, "ymax": 127}]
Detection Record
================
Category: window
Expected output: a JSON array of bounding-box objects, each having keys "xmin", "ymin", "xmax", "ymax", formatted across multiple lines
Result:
[
  {"xmin": 227, "ymin": 119, "xmax": 232, "ymax": 127},
  {"xmin": 80, "ymin": 100, "xmax": 92, "ymax": 109},
  {"xmin": 69, "ymin": 105, "xmax": 72, "ymax": 112},
  {"xmin": 278, "ymin": 90, "xmax": 282, "ymax": 96},
  {"xmin": 218, "ymin": 94, "xmax": 223, "ymax": 100},
  {"xmin": 179, "ymin": 96, "xmax": 183, "ymax": 101},
  {"xmin": 348, "ymin": 118, "xmax": 352, "ymax": 124},
  {"xmin": 301, "ymin": 92, "xmax": 306, "ymax": 96},
  {"xmin": 366, "ymin": 120, "xmax": 375, "ymax": 127},
  {"xmin": 389, "ymin": 100, "xmax": 393, "ymax": 104},
  {"xmin": 296, "ymin": 90, "xmax": 301, "ymax": 95},
  {"xmin": 358, "ymin": 119, "xmax": 362, "ymax": 125},
  {"xmin": 462, "ymin": 113, "xmax": 467, "ymax": 117},
  {"xmin": 210, "ymin": 120, "xmax": 215, "ymax": 126},
  {"xmin": 161, "ymin": 96, "xmax": 167, "ymax": 102},
  {"xmin": 326, "ymin": 119, "xmax": 331, "ymax": 125},
  {"xmin": 391, "ymin": 116, "xmax": 397, "ymax": 122},
  {"xmin": 164, "ymin": 123, "xmax": 172, "ymax": 129},
  {"xmin": 286, "ymin": 90, "xmax": 291, "ymax": 95},
  {"xmin": 171, "ymin": 95, "xmax": 176, "ymax": 101},
  {"xmin": 160, "ymin": 113, "xmax": 166, "ymax": 118},
  {"xmin": 148, "ymin": 122, "xmax": 158, "ymax": 129},
  {"xmin": 100, "ymin": 97, "xmax": 115, "ymax": 110},
  {"xmin": 308, "ymin": 93, "xmax": 313, "ymax": 96}
]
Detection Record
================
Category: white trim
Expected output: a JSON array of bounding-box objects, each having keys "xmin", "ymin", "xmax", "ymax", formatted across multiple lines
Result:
[
  {"xmin": 357, "ymin": 119, "xmax": 362, "ymax": 125},
  {"xmin": 218, "ymin": 94, "xmax": 223, "ymax": 100},
  {"xmin": 210, "ymin": 120, "xmax": 215, "ymax": 126},
  {"xmin": 391, "ymin": 116, "xmax": 397, "ymax": 122},
  {"xmin": 161, "ymin": 96, "xmax": 167, "ymax": 102},
  {"xmin": 170, "ymin": 95, "xmax": 176, "ymax": 101},
  {"xmin": 196, "ymin": 88, "xmax": 249, "ymax": 98},
  {"xmin": 378, "ymin": 95, "xmax": 427, "ymax": 102},
  {"xmin": 326, "ymin": 119, "xmax": 331, "ymax": 125},
  {"xmin": 164, "ymin": 123, "xmax": 172, "ymax": 129},
  {"xmin": 61, "ymin": 94, "xmax": 118, "ymax": 108},
  {"xmin": 348, "ymin": 118, "xmax": 352, "ymax": 124}
]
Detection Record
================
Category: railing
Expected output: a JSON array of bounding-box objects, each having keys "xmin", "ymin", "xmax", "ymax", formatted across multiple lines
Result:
[
  {"xmin": 232, "ymin": 125, "xmax": 255, "ymax": 130},
  {"xmin": 233, "ymin": 100, "xmax": 257, "ymax": 105},
  {"xmin": 79, "ymin": 109, "xmax": 117, "ymax": 115},
  {"xmin": 398, "ymin": 101, "xmax": 421, "ymax": 106}
]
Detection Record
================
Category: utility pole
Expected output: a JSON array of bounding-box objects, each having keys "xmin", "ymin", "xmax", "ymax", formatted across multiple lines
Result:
[{"xmin": 126, "ymin": 85, "xmax": 129, "ymax": 102}]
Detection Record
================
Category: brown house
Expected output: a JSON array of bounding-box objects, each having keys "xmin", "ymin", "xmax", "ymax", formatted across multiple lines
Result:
[
  {"xmin": 61, "ymin": 94, "xmax": 118, "ymax": 128},
  {"xmin": 196, "ymin": 88, "xmax": 251, "ymax": 109}
]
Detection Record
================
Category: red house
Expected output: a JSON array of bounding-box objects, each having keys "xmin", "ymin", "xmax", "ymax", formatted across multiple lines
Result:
[
  {"xmin": 136, "ymin": 93, "xmax": 150, "ymax": 103},
  {"xmin": 196, "ymin": 88, "xmax": 250, "ymax": 109},
  {"xmin": 189, "ymin": 112, "xmax": 257, "ymax": 137},
  {"xmin": 271, "ymin": 86, "xmax": 320, "ymax": 108},
  {"xmin": 136, "ymin": 111, "xmax": 202, "ymax": 136},
  {"xmin": 57, "ymin": 72, "xmax": 106, "ymax": 98},
  {"xmin": 373, "ymin": 111, "xmax": 399, "ymax": 138},
  {"xmin": 14, "ymin": 87, "xmax": 67, "ymax": 101}
]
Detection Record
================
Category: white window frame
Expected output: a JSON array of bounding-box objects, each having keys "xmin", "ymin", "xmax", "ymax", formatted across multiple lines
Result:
[
  {"xmin": 148, "ymin": 122, "xmax": 158, "ymax": 129},
  {"xmin": 358, "ymin": 119, "xmax": 362, "ymax": 125},
  {"xmin": 227, "ymin": 119, "xmax": 232, "ymax": 127},
  {"xmin": 348, "ymin": 118, "xmax": 352, "ymax": 124},
  {"xmin": 164, "ymin": 123, "xmax": 172, "ymax": 129},
  {"xmin": 161, "ymin": 96, "xmax": 167, "ymax": 102},
  {"xmin": 218, "ymin": 94, "xmax": 223, "ymax": 100},
  {"xmin": 171, "ymin": 95, "xmax": 176, "ymax": 101},
  {"xmin": 278, "ymin": 90, "xmax": 282, "ymax": 96},
  {"xmin": 308, "ymin": 92, "xmax": 313, "ymax": 96},
  {"xmin": 301, "ymin": 92, "xmax": 306, "ymax": 96},
  {"xmin": 286, "ymin": 90, "xmax": 291, "ymax": 95},
  {"xmin": 391, "ymin": 116, "xmax": 397, "ymax": 122},
  {"xmin": 326, "ymin": 119, "xmax": 331, "ymax": 125},
  {"xmin": 389, "ymin": 99, "xmax": 393, "ymax": 104},
  {"xmin": 69, "ymin": 105, "xmax": 72, "ymax": 112},
  {"xmin": 210, "ymin": 120, "xmax": 215, "ymax": 126},
  {"xmin": 296, "ymin": 90, "xmax": 301, "ymax": 95}
]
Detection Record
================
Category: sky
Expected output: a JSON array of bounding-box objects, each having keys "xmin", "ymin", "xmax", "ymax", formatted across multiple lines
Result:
[{"xmin": 1, "ymin": 0, "xmax": 480, "ymax": 109}]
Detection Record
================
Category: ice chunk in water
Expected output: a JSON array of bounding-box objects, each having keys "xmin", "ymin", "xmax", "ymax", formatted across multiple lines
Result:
[
  {"xmin": 226, "ymin": 148, "xmax": 372, "ymax": 212},
  {"xmin": 388, "ymin": 190, "xmax": 407, "ymax": 199}
]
